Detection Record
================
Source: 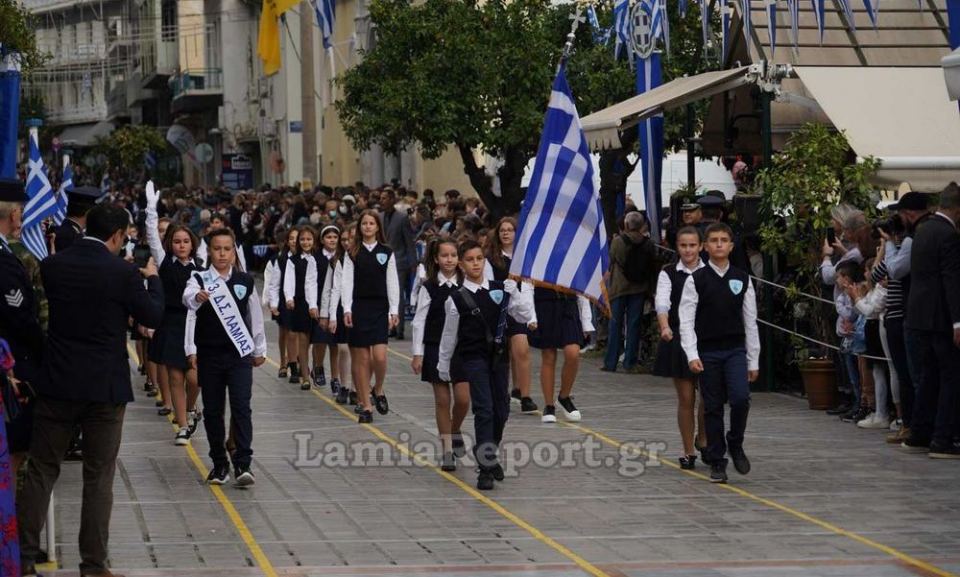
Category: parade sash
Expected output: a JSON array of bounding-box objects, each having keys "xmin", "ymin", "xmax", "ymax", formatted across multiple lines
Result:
[{"xmin": 202, "ymin": 272, "xmax": 255, "ymax": 357}]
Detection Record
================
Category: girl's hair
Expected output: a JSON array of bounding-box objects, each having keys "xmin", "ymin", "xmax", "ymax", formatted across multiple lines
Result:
[
  {"xmin": 487, "ymin": 217, "xmax": 518, "ymax": 271},
  {"xmin": 424, "ymin": 238, "xmax": 461, "ymax": 283},
  {"xmin": 295, "ymin": 224, "xmax": 317, "ymax": 254},
  {"xmin": 675, "ymin": 226, "xmax": 702, "ymax": 243},
  {"xmin": 349, "ymin": 209, "xmax": 387, "ymax": 258},
  {"xmin": 162, "ymin": 223, "xmax": 199, "ymax": 259},
  {"xmin": 458, "ymin": 238, "xmax": 483, "ymax": 259},
  {"xmin": 274, "ymin": 228, "xmax": 289, "ymax": 246},
  {"xmin": 319, "ymin": 224, "xmax": 343, "ymax": 263},
  {"xmin": 836, "ymin": 260, "xmax": 865, "ymax": 283}
]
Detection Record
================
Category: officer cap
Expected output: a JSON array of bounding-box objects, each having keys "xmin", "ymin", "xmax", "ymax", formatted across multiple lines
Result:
[
  {"xmin": 66, "ymin": 185, "xmax": 106, "ymax": 207},
  {"xmin": 0, "ymin": 178, "xmax": 27, "ymax": 203},
  {"xmin": 696, "ymin": 194, "xmax": 725, "ymax": 207}
]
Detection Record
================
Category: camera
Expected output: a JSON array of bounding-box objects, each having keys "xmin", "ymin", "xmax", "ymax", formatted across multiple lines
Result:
[
  {"xmin": 133, "ymin": 245, "xmax": 152, "ymax": 268},
  {"xmin": 871, "ymin": 214, "xmax": 904, "ymax": 239}
]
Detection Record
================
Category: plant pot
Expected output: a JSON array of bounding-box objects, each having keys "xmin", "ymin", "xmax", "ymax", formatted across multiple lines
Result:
[{"xmin": 798, "ymin": 359, "xmax": 837, "ymax": 410}]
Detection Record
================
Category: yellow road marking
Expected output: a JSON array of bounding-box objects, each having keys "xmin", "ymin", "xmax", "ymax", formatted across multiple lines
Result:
[
  {"xmin": 391, "ymin": 346, "xmax": 956, "ymax": 577},
  {"xmin": 128, "ymin": 345, "xmax": 280, "ymax": 577}
]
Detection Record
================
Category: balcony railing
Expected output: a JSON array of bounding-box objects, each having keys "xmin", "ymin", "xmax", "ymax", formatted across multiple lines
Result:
[
  {"xmin": 47, "ymin": 103, "xmax": 109, "ymax": 125},
  {"xmin": 169, "ymin": 68, "xmax": 223, "ymax": 98}
]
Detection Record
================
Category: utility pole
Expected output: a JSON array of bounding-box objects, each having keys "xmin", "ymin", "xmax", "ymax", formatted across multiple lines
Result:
[{"xmin": 300, "ymin": 0, "xmax": 317, "ymax": 186}]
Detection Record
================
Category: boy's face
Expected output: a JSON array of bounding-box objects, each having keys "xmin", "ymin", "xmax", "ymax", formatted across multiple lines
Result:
[{"xmin": 705, "ymin": 231, "xmax": 733, "ymax": 261}]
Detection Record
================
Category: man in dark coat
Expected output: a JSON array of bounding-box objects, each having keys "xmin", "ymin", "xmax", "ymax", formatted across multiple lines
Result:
[
  {"xmin": 18, "ymin": 203, "xmax": 164, "ymax": 577},
  {"xmin": 50, "ymin": 185, "xmax": 104, "ymax": 253}
]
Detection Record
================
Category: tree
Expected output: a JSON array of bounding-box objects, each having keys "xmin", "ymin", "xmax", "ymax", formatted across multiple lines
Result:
[
  {"xmin": 93, "ymin": 125, "xmax": 168, "ymax": 183},
  {"xmin": 0, "ymin": 0, "xmax": 49, "ymax": 73},
  {"xmin": 336, "ymin": 0, "xmax": 561, "ymax": 219}
]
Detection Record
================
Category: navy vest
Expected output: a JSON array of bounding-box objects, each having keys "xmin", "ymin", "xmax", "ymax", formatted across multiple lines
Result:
[
  {"xmin": 160, "ymin": 255, "xmax": 202, "ymax": 314},
  {"xmin": 423, "ymin": 280, "xmax": 457, "ymax": 345},
  {"xmin": 450, "ymin": 281, "xmax": 505, "ymax": 361},
  {"xmin": 691, "ymin": 264, "xmax": 749, "ymax": 352},
  {"xmin": 353, "ymin": 243, "xmax": 392, "ymax": 300},
  {"xmin": 194, "ymin": 270, "xmax": 255, "ymax": 354},
  {"xmin": 663, "ymin": 263, "xmax": 694, "ymax": 330}
]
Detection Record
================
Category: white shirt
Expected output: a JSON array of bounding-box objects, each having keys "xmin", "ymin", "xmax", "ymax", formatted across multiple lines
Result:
[
  {"xmin": 340, "ymin": 242, "xmax": 401, "ymax": 315},
  {"xmin": 183, "ymin": 267, "xmax": 267, "ymax": 358},
  {"xmin": 678, "ymin": 260, "xmax": 761, "ymax": 371},
  {"xmin": 411, "ymin": 273, "xmax": 459, "ymax": 356},
  {"xmin": 436, "ymin": 278, "xmax": 532, "ymax": 382},
  {"xmin": 320, "ymin": 259, "xmax": 342, "ymax": 320},
  {"xmin": 409, "ymin": 263, "xmax": 428, "ymax": 307},
  {"xmin": 655, "ymin": 260, "xmax": 706, "ymax": 315},
  {"xmin": 283, "ymin": 253, "xmax": 318, "ymax": 310}
]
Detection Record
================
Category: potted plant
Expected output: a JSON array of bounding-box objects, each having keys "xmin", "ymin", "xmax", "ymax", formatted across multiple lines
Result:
[{"xmin": 754, "ymin": 123, "xmax": 880, "ymax": 409}]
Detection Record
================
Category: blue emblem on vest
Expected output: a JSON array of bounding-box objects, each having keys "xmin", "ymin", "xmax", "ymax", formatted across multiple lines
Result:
[
  {"xmin": 376, "ymin": 253, "xmax": 388, "ymax": 265},
  {"xmin": 233, "ymin": 284, "xmax": 247, "ymax": 300},
  {"xmin": 728, "ymin": 279, "xmax": 744, "ymax": 295},
  {"xmin": 489, "ymin": 289, "xmax": 504, "ymax": 304}
]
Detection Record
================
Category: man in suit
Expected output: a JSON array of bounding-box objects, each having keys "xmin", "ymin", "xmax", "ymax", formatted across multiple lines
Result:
[
  {"xmin": 50, "ymin": 185, "xmax": 105, "ymax": 253},
  {"xmin": 380, "ymin": 189, "xmax": 416, "ymax": 339},
  {"xmin": 18, "ymin": 204, "xmax": 164, "ymax": 577},
  {"xmin": 902, "ymin": 182, "xmax": 960, "ymax": 458}
]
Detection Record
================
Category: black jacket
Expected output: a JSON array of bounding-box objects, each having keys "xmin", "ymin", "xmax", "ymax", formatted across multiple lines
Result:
[
  {"xmin": 905, "ymin": 213, "xmax": 960, "ymax": 333},
  {"xmin": 40, "ymin": 238, "xmax": 164, "ymax": 403},
  {"xmin": 52, "ymin": 218, "xmax": 83, "ymax": 253},
  {"xmin": 0, "ymin": 240, "xmax": 43, "ymax": 382}
]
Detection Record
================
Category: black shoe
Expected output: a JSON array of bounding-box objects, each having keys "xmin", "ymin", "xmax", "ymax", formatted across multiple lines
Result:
[
  {"xmin": 374, "ymin": 394, "xmax": 389, "ymax": 415},
  {"xmin": 143, "ymin": 380, "xmax": 153, "ymax": 391},
  {"xmin": 520, "ymin": 397, "xmax": 538, "ymax": 414},
  {"xmin": 928, "ymin": 440, "xmax": 960, "ymax": 459},
  {"xmin": 288, "ymin": 363, "xmax": 300, "ymax": 384},
  {"xmin": 138, "ymin": 364, "xmax": 146, "ymax": 375},
  {"xmin": 206, "ymin": 465, "xmax": 230, "ymax": 485},
  {"xmin": 441, "ymin": 452, "xmax": 457, "ymax": 471},
  {"xmin": 490, "ymin": 463, "xmax": 505, "ymax": 481},
  {"xmin": 826, "ymin": 402, "xmax": 852, "ymax": 416},
  {"xmin": 155, "ymin": 399, "xmax": 164, "ymax": 407},
  {"xmin": 336, "ymin": 386, "xmax": 349, "ymax": 404},
  {"xmin": 901, "ymin": 436, "xmax": 930, "ymax": 452},
  {"xmin": 146, "ymin": 387, "xmax": 159, "ymax": 398},
  {"xmin": 278, "ymin": 366, "xmax": 288, "ymax": 379},
  {"xmin": 354, "ymin": 403, "xmax": 363, "ymax": 414},
  {"xmin": 679, "ymin": 455, "xmax": 697, "ymax": 470},
  {"xmin": 841, "ymin": 406, "xmax": 869, "ymax": 423},
  {"xmin": 158, "ymin": 407, "xmax": 172, "ymax": 416},
  {"xmin": 729, "ymin": 446, "xmax": 751, "ymax": 475},
  {"xmin": 599, "ymin": 365, "xmax": 616, "ymax": 372},
  {"xmin": 234, "ymin": 465, "xmax": 255, "ymax": 486},
  {"xmin": 330, "ymin": 377, "xmax": 341, "ymax": 396},
  {"xmin": 349, "ymin": 391, "xmax": 358, "ymax": 406},
  {"xmin": 510, "ymin": 388, "xmax": 522, "ymax": 403},
  {"xmin": 187, "ymin": 410, "xmax": 202, "ymax": 436},
  {"xmin": 476, "ymin": 470, "xmax": 495, "ymax": 490},
  {"xmin": 452, "ymin": 433, "xmax": 466, "ymax": 458},
  {"xmin": 709, "ymin": 463, "xmax": 728, "ymax": 484},
  {"xmin": 313, "ymin": 367, "xmax": 326, "ymax": 388},
  {"xmin": 358, "ymin": 410, "xmax": 373, "ymax": 424}
]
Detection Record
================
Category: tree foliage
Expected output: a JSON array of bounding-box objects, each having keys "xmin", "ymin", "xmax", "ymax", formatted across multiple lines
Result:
[
  {"xmin": 0, "ymin": 0, "xmax": 50, "ymax": 73},
  {"xmin": 93, "ymin": 125, "xmax": 168, "ymax": 181}
]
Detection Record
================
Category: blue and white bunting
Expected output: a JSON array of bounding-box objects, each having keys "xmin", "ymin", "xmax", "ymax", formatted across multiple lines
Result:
[
  {"xmin": 787, "ymin": 0, "xmax": 800, "ymax": 47},
  {"xmin": 722, "ymin": 0, "xmax": 732, "ymax": 60},
  {"xmin": 613, "ymin": 0, "xmax": 632, "ymax": 60},
  {"xmin": 766, "ymin": 0, "xmax": 777, "ymax": 54},
  {"xmin": 740, "ymin": 0, "xmax": 753, "ymax": 48},
  {"xmin": 511, "ymin": 64, "xmax": 608, "ymax": 302},
  {"xmin": 861, "ymin": 0, "xmax": 879, "ymax": 28},
  {"xmin": 838, "ymin": 0, "xmax": 858, "ymax": 33},
  {"xmin": 21, "ymin": 128, "xmax": 55, "ymax": 260},
  {"xmin": 312, "ymin": 0, "xmax": 336, "ymax": 49},
  {"xmin": 701, "ymin": 0, "xmax": 712, "ymax": 53},
  {"xmin": 637, "ymin": 53, "xmax": 664, "ymax": 244}
]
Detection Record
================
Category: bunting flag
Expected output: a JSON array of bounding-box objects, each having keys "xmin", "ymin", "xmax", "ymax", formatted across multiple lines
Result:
[
  {"xmin": 679, "ymin": 0, "xmax": 688, "ymax": 17},
  {"xmin": 787, "ymin": 0, "xmax": 800, "ymax": 47},
  {"xmin": 313, "ymin": 0, "xmax": 336, "ymax": 49},
  {"xmin": 740, "ymin": 0, "xmax": 753, "ymax": 46},
  {"xmin": 838, "ymin": 0, "xmax": 858, "ymax": 33},
  {"xmin": 586, "ymin": 5, "xmax": 602, "ymax": 43},
  {"xmin": 722, "ymin": 1, "xmax": 733, "ymax": 60},
  {"xmin": 257, "ymin": 0, "xmax": 301, "ymax": 76},
  {"xmin": 766, "ymin": 0, "xmax": 777, "ymax": 54},
  {"xmin": 21, "ymin": 128, "xmax": 56, "ymax": 260},
  {"xmin": 656, "ymin": 0, "xmax": 671, "ymax": 56},
  {"xmin": 54, "ymin": 156, "xmax": 72, "ymax": 226},
  {"xmin": 812, "ymin": 0, "xmax": 826, "ymax": 42},
  {"xmin": 613, "ymin": 0, "xmax": 632, "ymax": 60},
  {"xmin": 862, "ymin": 0, "xmax": 879, "ymax": 27},
  {"xmin": 701, "ymin": 0, "xmax": 712, "ymax": 52},
  {"xmin": 511, "ymin": 64, "xmax": 609, "ymax": 302},
  {"xmin": 637, "ymin": 53, "xmax": 664, "ymax": 243}
]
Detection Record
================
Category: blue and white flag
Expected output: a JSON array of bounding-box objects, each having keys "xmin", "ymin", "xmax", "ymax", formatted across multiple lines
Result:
[
  {"xmin": 861, "ymin": 0, "xmax": 878, "ymax": 28},
  {"xmin": 812, "ymin": 0, "xmax": 826, "ymax": 42},
  {"xmin": 701, "ymin": 0, "xmax": 712, "ymax": 52},
  {"xmin": 100, "ymin": 172, "xmax": 111, "ymax": 195},
  {"xmin": 722, "ymin": 1, "xmax": 733, "ymax": 60},
  {"xmin": 740, "ymin": 0, "xmax": 753, "ymax": 48},
  {"xmin": 653, "ymin": 0, "xmax": 670, "ymax": 56},
  {"xmin": 766, "ymin": 0, "xmax": 777, "ymax": 54},
  {"xmin": 21, "ymin": 129, "xmax": 55, "ymax": 260},
  {"xmin": 511, "ymin": 65, "xmax": 609, "ymax": 302},
  {"xmin": 786, "ymin": 0, "xmax": 800, "ymax": 47},
  {"xmin": 313, "ymin": 0, "xmax": 336, "ymax": 49},
  {"xmin": 54, "ymin": 157, "xmax": 72, "ymax": 225},
  {"xmin": 637, "ymin": 54, "xmax": 664, "ymax": 244},
  {"xmin": 613, "ymin": 0, "xmax": 632, "ymax": 60},
  {"xmin": 838, "ymin": 0, "xmax": 857, "ymax": 33}
]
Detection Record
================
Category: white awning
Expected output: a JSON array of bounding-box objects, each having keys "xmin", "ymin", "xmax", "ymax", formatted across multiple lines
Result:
[
  {"xmin": 581, "ymin": 66, "xmax": 752, "ymax": 151},
  {"xmin": 58, "ymin": 121, "xmax": 115, "ymax": 148},
  {"xmin": 794, "ymin": 66, "xmax": 960, "ymax": 192}
]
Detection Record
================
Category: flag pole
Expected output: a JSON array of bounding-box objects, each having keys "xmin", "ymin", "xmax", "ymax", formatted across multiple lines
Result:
[{"xmin": 560, "ymin": 3, "xmax": 586, "ymax": 66}]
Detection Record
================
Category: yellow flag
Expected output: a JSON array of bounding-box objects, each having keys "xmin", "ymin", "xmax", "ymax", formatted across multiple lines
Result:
[{"xmin": 257, "ymin": 0, "xmax": 302, "ymax": 76}]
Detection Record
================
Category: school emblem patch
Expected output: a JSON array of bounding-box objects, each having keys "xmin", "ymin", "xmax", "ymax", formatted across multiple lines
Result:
[
  {"xmin": 376, "ymin": 253, "xmax": 388, "ymax": 265},
  {"xmin": 233, "ymin": 284, "xmax": 247, "ymax": 300},
  {"xmin": 728, "ymin": 279, "xmax": 744, "ymax": 295},
  {"xmin": 489, "ymin": 289, "xmax": 504, "ymax": 305},
  {"xmin": 203, "ymin": 270, "xmax": 218, "ymax": 284}
]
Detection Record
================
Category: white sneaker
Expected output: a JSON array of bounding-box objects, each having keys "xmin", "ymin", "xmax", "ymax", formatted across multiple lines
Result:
[
  {"xmin": 541, "ymin": 406, "xmax": 557, "ymax": 423},
  {"xmin": 858, "ymin": 414, "xmax": 891, "ymax": 429},
  {"xmin": 889, "ymin": 418, "xmax": 903, "ymax": 431},
  {"xmin": 557, "ymin": 397, "xmax": 582, "ymax": 422},
  {"xmin": 175, "ymin": 427, "xmax": 191, "ymax": 446}
]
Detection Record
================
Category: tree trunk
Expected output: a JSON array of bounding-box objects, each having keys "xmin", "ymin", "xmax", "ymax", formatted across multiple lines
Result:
[
  {"xmin": 457, "ymin": 143, "xmax": 497, "ymax": 214},
  {"xmin": 496, "ymin": 146, "xmax": 528, "ymax": 219}
]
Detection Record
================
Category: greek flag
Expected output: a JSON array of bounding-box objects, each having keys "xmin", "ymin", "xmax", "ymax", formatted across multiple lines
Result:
[
  {"xmin": 511, "ymin": 65, "xmax": 608, "ymax": 302},
  {"xmin": 252, "ymin": 244, "xmax": 270, "ymax": 258},
  {"xmin": 637, "ymin": 53, "xmax": 663, "ymax": 244},
  {"xmin": 722, "ymin": 1, "xmax": 733, "ymax": 59},
  {"xmin": 811, "ymin": 0, "xmax": 825, "ymax": 42},
  {"xmin": 21, "ymin": 130, "xmax": 55, "ymax": 260},
  {"xmin": 766, "ymin": 0, "xmax": 777, "ymax": 54},
  {"xmin": 651, "ymin": 0, "xmax": 669, "ymax": 56},
  {"xmin": 313, "ymin": 0, "xmax": 336, "ymax": 49},
  {"xmin": 54, "ymin": 159, "xmax": 72, "ymax": 226},
  {"xmin": 613, "ymin": 0, "xmax": 631, "ymax": 59},
  {"xmin": 740, "ymin": 0, "xmax": 753, "ymax": 49}
]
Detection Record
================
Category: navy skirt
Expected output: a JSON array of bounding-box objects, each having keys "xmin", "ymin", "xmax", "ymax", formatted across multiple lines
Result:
[
  {"xmin": 529, "ymin": 298, "xmax": 583, "ymax": 349},
  {"xmin": 348, "ymin": 298, "xmax": 389, "ymax": 347},
  {"xmin": 274, "ymin": 304, "xmax": 289, "ymax": 328},
  {"xmin": 334, "ymin": 305, "xmax": 350, "ymax": 344},
  {"xmin": 652, "ymin": 328, "xmax": 694, "ymax": 379},
  {"xmin": 310, "ymin": 319, "xmax": 336, "ymax": 344},
  {"xmin": 421, "ymin": 343, "xmax": 466, "ymax": 384},
  {"xmin": 505, "ymin": 315, "xmax": 528, "ymax": 338},
  {"xmin": 288, "ymin": 298, "xmax": 312, "ymax": 333},
  {"xmin": 149, "ymin": 312, "xmax": 189, "ymax": 370}
]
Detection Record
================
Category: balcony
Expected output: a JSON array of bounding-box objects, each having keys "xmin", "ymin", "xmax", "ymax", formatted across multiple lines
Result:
[
  {"xmin": 140, "ymin": 34, "xmax": 178, "ymax": 89},
  {"xmin": 170, "ymin": 68, "xmax": 223, "ymax": 114},
  {"xmin": 47, "ymin": 103, "xmax": 109, "ymax": 125}
]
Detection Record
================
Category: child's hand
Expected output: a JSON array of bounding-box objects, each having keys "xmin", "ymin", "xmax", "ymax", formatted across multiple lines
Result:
[
  {"xmin": 411, "ymin": 356, "xmax": 422, "ymax": 374},
  {"xmin": 660, "ymin": 326, "xmax": 673, "ymax": 342},
  {"xmin": 344, "ymin": 313, "xmax": 353, "ymax": 328},
  {"xmin": 389, "ymin": 314, "xmax": 399, "ymax": 329},
  {"xmin": 253, "ymin": 356, "xmax": 266, "ymax": 367},
  {"xmin": 689, "ymin": 359, "xmax": 704, "ymax": 374},
  {"xmin": 748, "ymin": 370, "xmax": 759, "ymax": 382}
]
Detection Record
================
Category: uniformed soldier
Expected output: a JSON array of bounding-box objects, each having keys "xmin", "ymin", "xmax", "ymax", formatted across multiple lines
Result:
[
  {"xmin": 0, "ymin": 178, "xmax": 44, "ymax": 466},
  {"xmin": 51, "ymin": 185, "xmax": 104, "ymax": 253}
]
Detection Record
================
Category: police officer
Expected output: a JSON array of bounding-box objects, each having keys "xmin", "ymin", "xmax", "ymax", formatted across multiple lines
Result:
[{"xmin": 51, "ymin": 185, "xmax": 104, "ymax": 253}]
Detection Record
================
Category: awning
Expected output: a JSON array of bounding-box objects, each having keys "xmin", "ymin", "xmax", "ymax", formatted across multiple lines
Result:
[
  {"xmin": 581, "ymin": 66, "xmax": 752, "ymax": 151},
  {"xmin": 794, "ymin": 66, "xmax": 960, "ymax": 191},
  {"xmin": 58, "ymin": 121, "xmax": 115, "ymax": 148}
]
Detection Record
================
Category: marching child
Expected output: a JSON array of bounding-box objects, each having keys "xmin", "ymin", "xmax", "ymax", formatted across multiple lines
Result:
[
  {"xmin": 310, "ymin": 225, "xmax": 341, "ymax": 393},
  {"xmin": 184, "ymin": 228, "xmax": 267, "ymax": 486},
  {"xmin": 412, "ymin": 239, "xmax": 469, "ymax": 471},
  {"xmin": 341, "ymin": 211, "xmax": 400, "ymax": 423},
  {"xmin": 438, "ymin": 240, "xmax": 534, "ymax": 490},
  {"xmin": 267, "ymin": 228, "xmax": 298, "ymax": 379},
  {"xmin": 679, "ymin": 223, "xmax": 760, "ymax": 484},
  {"xmin": 653, "ymin": 226, "xmax": 707, "ymax": 469},
  {"xmin": 284, "ymin": 225, "xmax": 320, "ymax": 391},
  {"xmin": 324, "ymin": 225, "xmax": 355, "ymax": 405}
]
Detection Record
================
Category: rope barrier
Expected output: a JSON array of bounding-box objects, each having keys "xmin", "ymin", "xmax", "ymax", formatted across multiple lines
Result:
[{"xmin": 757, "ymin": 318, "xmax": 890, "ymax": 362}]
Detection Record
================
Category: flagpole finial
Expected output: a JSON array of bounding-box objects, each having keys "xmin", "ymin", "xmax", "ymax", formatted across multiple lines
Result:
[{"xmin": 561, "ymin": 4, "xmax": 587, "ymax": 63}]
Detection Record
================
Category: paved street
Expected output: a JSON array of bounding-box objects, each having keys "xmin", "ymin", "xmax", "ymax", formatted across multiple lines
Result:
[{"xmin": 38, "ymin": 322, "xmax": 960, "ymax": 577}]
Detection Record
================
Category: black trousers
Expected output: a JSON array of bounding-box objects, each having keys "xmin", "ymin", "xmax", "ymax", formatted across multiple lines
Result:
[
  {"xmin": 907, "ymin": 329, "xmax": 960, "ymax": 445},
  {"xmin": 198, "ymin": 349, "xmax": 254, "ymax": 469},
  {"xmin": 699, "ymin": 347, "xmax": 751, "ymax": 466},
  {"xmin": 18, "ymin": 396, "xmax": 125, "ymax": 574},
  {"xmin": 883, "ymin": 316, "xmax": 914, "ymax": 427},
  {"xmin": 463, "ymin": 357, "xmax": 510, "ymax": 470}
]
